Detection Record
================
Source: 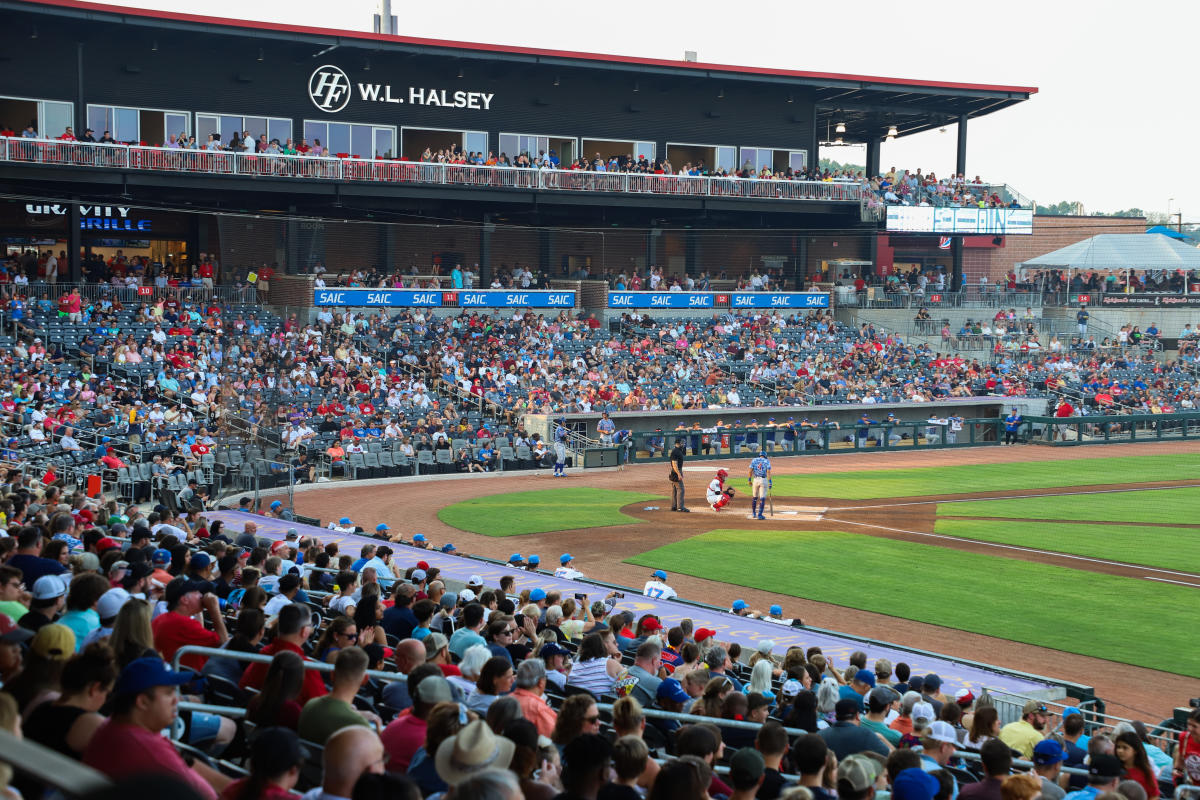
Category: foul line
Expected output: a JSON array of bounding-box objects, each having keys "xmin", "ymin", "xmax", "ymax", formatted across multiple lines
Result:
[
  {"xmin": 1142, "ymin": 576, "xmax": 1200, "ymax": 588},
  {"xmin": 822, "ymin": 516, "xmax": 1200, "ymax": 579},
  {"xmin": 829, "ymin": 483, "xmax": 1200, "ymax": 512}
]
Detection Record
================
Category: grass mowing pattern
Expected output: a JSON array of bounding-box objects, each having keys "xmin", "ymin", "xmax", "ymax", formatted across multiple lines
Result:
[
  {"xmin": 933, "ymin": 519, "xmax": 1200, "ymax": 573},
  {"xmin": 769, "ymin": 453, "xmax": 1200, "ymax": 500},
  {"xmin": 942, "ymin": 487, "xmax": 1200, "ymax": 524},
  {"xmin": 626, "ymin": 529, "xmax": 1199, "ymax": 677},
  {"xmin": 437, "ymin": 488, "xmax": 663, "ymax": 536}
]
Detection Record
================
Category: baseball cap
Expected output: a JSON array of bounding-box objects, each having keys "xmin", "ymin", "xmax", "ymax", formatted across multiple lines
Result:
[
  {"xmin": 189, "ymin": 552, "xmax": 212, "ymax": 570},
  {"xmin": 912, "ymin": 702, "xmax": 936, "ymax": 722},
  {"xmin": 165, "ymin": 577, "xmax": 208, "ymax": 606},
  {"xmin": 839, "ymin": 754, "xmax": 882, "ymax": 792},
  {"xmin": 508, "ymin": 553, "xmax": 524, "ymax": 564},
  {"xmin": 1088, "ymin": 754, "xmax": 1124, "ymax": 780},
  {"xmin": 638, "ymin": 615, "xmax": 663, "ymax": 632},
  {"xmin": 955, "ymin": 688, "xmax": 975, "ymax": 706},
  {"xmin": 416, "ymin": 561, "xmax": 430, "ymax": 571},
  {"xmin": 526, "ymin": 555, "xmax": 540, "ymax": 566},
  {"xmin": 780, "ymin": 679, "xmax": 803, "ymax": 697},
  {"xmin": 893, "ymin": 768, "xmax": 939, "ymax": 800},
  {"xmin": 376, "ymin": 523, "xmax": 389, "ymax": 533},
  {"xmin": 731, "ymin": 599, "xmax": 747, "ymax": 611},
  {"xmin": 694, "ymin": 628, "xmax": 716, "ymax": 643},
  {"xmin": 97, "ymin": 587, "xmax": 130, "ymax": 620},
  {"xmin": 459, "ymin": 589, "xmax": 476, "ymax": 602},
  {"xmin": 114, "ymin": 657, "xmax": 197, "ymax": 697},
  {"xmin": 922, "ymin": 720, "xmax": 958, "ymax": 744},
  {"xmin": 559, "ymin": 554, "xmax": 573, "ymax": 564},
  {"xmin": 77, "ymin": 552, "xmax": 101, "ymax": 573},
  {"xmin": 539, "ymin": 642, "xmax": 570, "ymax": 659},
  {"xmin": 411, "ymin": 569, "xmax": 427, "ymax": 582},
  {"xmin": 424, "ymin": 632, "xmax": 450, "ymax": 660},
  {"xmin": 285, "ymin": 529, "xmax": 299, "ymax": 539},
  {"xmin": 32, "ymin": 574, "xmax": 67, "ymax": 601},
  {"xmin": 413, "ymin": 534, "xmax": 427, "ymax": 542},
  {"xmin": 529, "ymin": 588, "xmax": 547, "ymax": 602},
  {"xmin": 1033, "ymin": 739, "xmax": 1066, "ymax": 766},
  {"xmin": 867, "ymin": 686, "xmax": 899, "ymax": 712},
  {"xmin": 656, "ymin": 677, "xmax": 690, "ymax": 704},
  {"xmin": 1022, "ymin": 700, "xmax": 1049, "ymax": 715},
  {"xmin": 152, "ymin": 548, "xmax": 172, "ymax": 565},
  {"xmin": 96, "ymin": 537, "xmax": 120, "ymax": 553},
  {"xmin": 270, "ymin": 500, "xmax": 282, "ymax": 510},
  {"xmin": 923, "ymin": 673, "xmax": 943, "ymax": 689},
  {"xmin": 440, "ymin": 544, "xmax": 457, "ymax": 553},
  {"xmin": 467, "ymin": 575, "xmax": 484, "ymax": 587},
  {"xmin": 769, "ymin": 604, "xmax": 782, "ymax": 616},
  {"xmin": 834, "ymin": 698, "xmax": 861, "ymax": 720},
  {"xmin": 730, "ymin": 747, "xmax": 765, "ymax": 786},
  {"xmin": 31, "ymin": 624, "xmax": 75, "ymax": 660},
  {"xmin": 414, "ymin": 674, "xmax": 454, "ymax": 703},
  {"xmin": 854, "ymin": 669, "xmax": 876, "ymax": 687},
  {"xmin": 652, "ymin": 569, "xmax": 668, "ymax": 581},
  {"xmin": 338, "ymin": 517, "xmax": 352, "ymax": 525},
  {"xmin": 0, "ymin": 614, "xmax": 33, "ymax": 645}
]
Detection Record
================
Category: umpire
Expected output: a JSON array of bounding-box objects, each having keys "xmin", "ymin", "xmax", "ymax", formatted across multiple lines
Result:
[{"xmin": 669, "ymin": 437, "xmax": 690, "ymax": 512}]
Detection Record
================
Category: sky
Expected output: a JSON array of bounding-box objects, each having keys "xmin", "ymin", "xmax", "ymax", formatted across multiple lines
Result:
[{"xmin": 87, "ymin": 0, "xmax": 1198, "ymax": 220}]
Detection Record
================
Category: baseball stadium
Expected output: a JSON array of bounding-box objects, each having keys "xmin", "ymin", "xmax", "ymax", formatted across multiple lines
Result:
[{"xmin": 0, "ymin": 0, "xmax": 1198, "ymax": 797}]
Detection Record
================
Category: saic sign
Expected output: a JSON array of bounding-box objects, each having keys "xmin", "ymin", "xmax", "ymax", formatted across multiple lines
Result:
[
  {"xmin": 309, "ymin": 65, "xmax": 496, "ymax": 114},
  {"xmin": 26, "ymin": 203, "xmax": 152, "ymax": 232},
  {"xmin": 608, "ymin": 292, "xmax": 714, "ymax": 309},
  {"xmin": 730, "ymin": 292, "xmax": 830, "ymax": 309},
  {"xmin": 458, "ymin": 291, "xmax": 575, "ymax": 308},
  {"xmin": 314, "ymin": 289, "xmax": 575, "ymax": 308},
  {"xmin": 607, "ymin": 291, "xmax": 829, "ymax": 309}
]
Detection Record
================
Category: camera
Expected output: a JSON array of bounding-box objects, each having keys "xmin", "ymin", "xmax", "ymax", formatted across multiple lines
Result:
[{"xmin": 574, "ymin": 593, "xmax": 587, "ymax": 601}]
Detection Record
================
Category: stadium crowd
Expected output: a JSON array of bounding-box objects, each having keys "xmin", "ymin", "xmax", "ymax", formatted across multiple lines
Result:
[{"xmin": 0, "ymin": 477, "xmax": 1196, "ymax": 800}]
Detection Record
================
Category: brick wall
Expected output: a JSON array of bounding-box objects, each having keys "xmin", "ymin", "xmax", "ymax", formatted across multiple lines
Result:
[{"xmin": 979, "ymin": 215, "xmax": 1147, "ymax": 281}]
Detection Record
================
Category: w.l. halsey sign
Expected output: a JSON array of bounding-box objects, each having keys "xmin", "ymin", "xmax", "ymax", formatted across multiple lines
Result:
[{"xmin": 309, "ymin": 65, "xmax": 495, "ymax": 114}]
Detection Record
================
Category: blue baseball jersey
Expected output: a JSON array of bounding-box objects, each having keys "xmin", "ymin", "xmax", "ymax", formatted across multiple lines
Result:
[
  {"xmin": 749, "ymin": 455, "xmax": 772, "ymax": 477},
  {"xmin": 555, "ymin": 424, "xmax": 568, "ymax": 442}
]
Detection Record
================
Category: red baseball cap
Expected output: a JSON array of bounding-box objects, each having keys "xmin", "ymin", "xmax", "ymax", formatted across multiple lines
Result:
[
  {"xmin": 639, "ymin": 615, "xmax": 663, "ymax": 632},
  {"xmin": 694, "ymin": 628, "xmax": 717, "ymax": 643},
  {"xmin": 416, "ymin": 561, "xmax": 430, "ymax": 571},
  {"xmin": 95, "ymin": 537, "xmax": 120, "ymax": 553}
]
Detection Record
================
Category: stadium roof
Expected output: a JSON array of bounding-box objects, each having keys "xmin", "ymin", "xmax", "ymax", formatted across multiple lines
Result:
[
  {"xmin": 1022, "ymin": 233, "xmax": 1200, "ymax": 271},
  {"xmin": 8, "ymin": 0, "xmax": 1038, "ymax": 141}
]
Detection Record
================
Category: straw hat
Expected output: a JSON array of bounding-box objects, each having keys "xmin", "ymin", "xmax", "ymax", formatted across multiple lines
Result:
[{"xmin": 434, "ymin": 719, "xmax": 515, "ymax": 786}]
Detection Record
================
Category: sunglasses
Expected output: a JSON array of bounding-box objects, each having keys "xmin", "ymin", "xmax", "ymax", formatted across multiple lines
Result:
[
  {"xmin": 584, "ymin": 715, "xmax": 601, "ymax": 723},
  {"xmin": 338, "ymin": 631, "xmax": 359, "ymax": 640}
]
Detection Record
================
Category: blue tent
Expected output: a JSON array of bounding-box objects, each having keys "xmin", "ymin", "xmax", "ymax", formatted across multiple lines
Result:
[{"xmin": 1146, "ymin": 225, "xmax": 1194, "ymax": 242}]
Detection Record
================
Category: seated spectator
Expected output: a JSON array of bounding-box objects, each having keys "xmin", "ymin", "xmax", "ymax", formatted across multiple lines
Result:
[
  {"xmin": 246, "ymin": 649, "xmax": 305, "ymax": 730},
  {"xmin": 297, "ymin": 645, "xmax": 376, "ymax": 745},
  {"xmin": 381, "ymin": 673, "xmax": 455, "ymax": 772},
  {"xmin": 219, "ymin": 726, "xmax": 308, "ymax": 800},
  {"xmin": 240, "ymin": 604, "xmax": 327, "ymax": 703}
]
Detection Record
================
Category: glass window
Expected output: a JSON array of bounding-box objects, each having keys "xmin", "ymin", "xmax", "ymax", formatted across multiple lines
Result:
[
  {"xmin": 39, "ymin": 101, "xmax": 73, "ymax": 139},
  {"xmin": 196, "ymin": 114, "xmax": 218, "ymax": 143},
  {"xmin": 303, "ymin": 121, "xmax": 327, "ymax": 148},
  {"xmin": 634, "ymin": 141, "xmax": 655, "ymax": 162},
  {"xmin": 268, "ymin": 118, "xmax": 292, "ymax": 146},
  {"xmin": 87, "ymin": 106, "xmax": 110, "ymax": 138},
  {"xmin": 113, "ymin": 108, "xmax": 139, "ymax": 142},
  {"xmin": 327, "ymin": 122, "xmax": 351, "ymax": 156},
  {"xmin": 715, "ymin": 146, "xmax": 736, "ymax": 172},
  {"xmin": 374, "ymin": 128, "xmax": 393, "ymax": 159},
  {"xmin": 464, "ymin": 130, "xmax": 486, "ymax": 157},
  {"xmin": 350, "ymin": 126, "xmax": 371, "ymax": 158},
  {"xmin": 217, "ymin": 115, "xmax": 240, "ymax": 144},
  {"xmin": 165, "ymin": 113, "xmax": 189, "ymax": 139},
  {"xmin": 789, "ymin": 151, "xmax": 807, "ymax": 172},
  {"xmin": 498, "ymin": 133, "xmax": 518, "ymax": 160},
  {"xmin": 243, "ymin": 117, "xmax": 266, "ymax": 140}
]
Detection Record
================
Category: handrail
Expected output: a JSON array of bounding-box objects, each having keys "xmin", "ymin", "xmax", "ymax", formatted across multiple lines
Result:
[
  {"xmin": 1, "ymin": 136, "xmax": 864, "ymax": 204},
  {"xmin": 0, "ymin": 728, "xmax": 112, "ymax": 794},
  {"xmin": 172, "ymin": 644, "xmax": 405, "ymax": 684}
]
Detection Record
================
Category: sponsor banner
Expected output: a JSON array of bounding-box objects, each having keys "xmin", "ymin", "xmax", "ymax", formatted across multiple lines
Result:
[
  {"xmin": 608, "ymin": 292, "xmax": 714, "ymax": 309},
  {"xmin": 886, "ymin": 206, "xmax": 1033, "ymax": 235},
  {"xmin": 730, "ymin": 292, "xmax": 830, "ymax": 309},
  {"xmin": 313, "ymin": 289, "xmax": 444, "ymax": 307},
  {"xmin": 455, "ymin": 290, "xmax": 575, "ymax": 308},
  {"xmin": 1098, "ymin": 293, "xmax": 1200, "ymax": 307}
]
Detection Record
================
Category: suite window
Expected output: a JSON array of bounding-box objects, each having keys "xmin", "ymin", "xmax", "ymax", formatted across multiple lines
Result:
[
  {"xmin": 197, "ymin": 113, "xmax": 292, "ymax": 147},
  {"xmin": 498, "ymin": 133, "xmax": 575, "ymax": 164},
  {"xmin": 304, "ymin": 121, "xmax": 397, "ymax": 158},
  {"xmin": 0, "ymin": 96, "xmax": 73, "ymax": 140}
]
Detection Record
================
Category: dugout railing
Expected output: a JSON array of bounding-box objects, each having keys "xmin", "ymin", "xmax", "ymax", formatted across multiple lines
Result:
[
  {"xmin": 1024, "ymin": 411, "xmax": 1200, "ymax": 446},
  {"xmin": 624, "ymin": 417, "xmax": 1005, "ymax": 463}
]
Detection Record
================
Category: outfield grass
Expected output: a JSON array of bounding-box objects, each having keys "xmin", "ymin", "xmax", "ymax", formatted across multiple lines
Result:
[
  {"xmin": 438, "ymin": 488, "xmax": 662, "ymax": 536},
  {"xmin": 933, "ymin": 519, "xmax": 1200, "ymax": 573},
  {"xmin": 942, "ymin": 487, "xmax": 1200, "ymax": 524},
  {"xmin": 627, "ymin": 529, "xmax": 1199, "ymax": 677},
  {"xmin": 769, "ymin": 453, "xmax": 1200, "ymax": 500}
]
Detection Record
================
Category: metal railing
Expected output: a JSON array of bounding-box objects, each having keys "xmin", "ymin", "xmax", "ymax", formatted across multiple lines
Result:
[{"xmin": 2, "ymin": 136, "xmax": 863, "ymax": 203}]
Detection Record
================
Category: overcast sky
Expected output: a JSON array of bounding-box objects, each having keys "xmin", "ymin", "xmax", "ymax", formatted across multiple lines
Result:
[{"xmin": 93, "ymin": 0, "xmax": 1196, "ymax": 220}]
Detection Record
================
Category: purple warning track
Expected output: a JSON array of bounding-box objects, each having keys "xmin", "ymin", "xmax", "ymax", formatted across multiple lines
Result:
[{"xmin": 211, "ymin": 511, "xmax": 1057, "ymax": 698}]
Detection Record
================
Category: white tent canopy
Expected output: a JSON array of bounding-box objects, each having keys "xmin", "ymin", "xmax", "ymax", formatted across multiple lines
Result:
[{"xmin": 1019, "ymin": 233, "xmax": 1200, "ymax": 272}]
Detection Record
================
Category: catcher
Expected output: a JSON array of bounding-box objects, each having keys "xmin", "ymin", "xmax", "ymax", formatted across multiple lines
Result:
[{"xmin": 707, "ymin": 468, "xmax": 735, "ymax": 511}]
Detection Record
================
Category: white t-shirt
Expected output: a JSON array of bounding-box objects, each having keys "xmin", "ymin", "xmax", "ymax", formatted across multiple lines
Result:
[
  {"xmin": 264, "ymin": 594, "xmax": 295, "ymax": 616},
  {"xmin": 555, "ymin": 566, "xmax": 584, "ymax": 580},
  {"xmin": 643, "ymin": 580, "xmax": 677, "ymax": 600}
]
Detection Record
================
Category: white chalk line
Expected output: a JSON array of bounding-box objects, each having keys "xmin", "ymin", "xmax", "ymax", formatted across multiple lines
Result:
[
  {"xmin": 829, "ymin": 483, "xmax": 1200, "ymax": 512},
  {"xmin": 1142, "ymin": 576, "xmax": 1200, "ymax": 588},
  {"xmin": 821, "ymin": 516, "xmax": 1200, "ymax": 579}
]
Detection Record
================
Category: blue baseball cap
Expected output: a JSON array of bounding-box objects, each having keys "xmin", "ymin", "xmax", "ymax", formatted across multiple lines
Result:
[
  {"xmin": 892, "ymin": 769, "xmax": 939, "ymax": 800},
  {"xmin": 189, "ymin": 552, "xmax": 212, "ymax": 570},
  {"xmin": 769, "ymin": 604, "xmax": 782, "ymax": 616},
  {"xmin": 440, "ymin": 543, "xmax": 456, "ymax": 553},
  {"xmin": 768, "ymin": 417, "xmax": 775, "ymax": 422},
  {"xmin": 270, "ymin": 500, "xmax": 282, "ymax": 510},
  {"xmin": 732, "ymin": 599, "xmax": 747, "ymax": 611},
  {"xmin": 508, "ymin": 554, "xmax": 524, "ymax": 563},
  {"xmin": 413, "ymin": 534, "xmax": 427, "ymax": 542},
  {"xmin": 652, "ymin": 570, "xmax": 667, "ymax": 580},
  {"xmin": 1033, "ymin": 740, "xmax": 1066, "ymax": 766},
  {"xmin": 529, "ymin": 588, "xmax": 547, "ymax": 602},
  {"xmin": 375, "ymin": 523, "xmax": 389, "ymax": 532},
  {"xmin": 527, "ymin": 555, "xmax": 540, "ymax": 565},
  {"xmin": 115, "ymin": 657, "xmax": 197, "ymax": 697},
  {"xmin": 854, "ymin": 669, "xmax": 877, "ymax": 688},
  {"xmin": 560, "ymin": 553, "xmax": 573, "ymax": 564},
  {"xmin": 152, "ymin": 548, "xmax": 172, "ymax": 565},
  {"xmin": 656, "ymin": 678, "xmax": 690, "ymax": 704},
  {"xmin": 338, "ymin": 517, "xmax": 352, "ymax": 525}
]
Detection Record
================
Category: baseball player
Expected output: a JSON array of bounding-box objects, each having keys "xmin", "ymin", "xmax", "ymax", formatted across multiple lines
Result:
[
  {"xmin": 555, "ymin": 553, "xmax": 584, "ymax": 580},
  {"xmin": 597, "ymin": 412, "xmax": 616, "ymax": 446},
  {"xmin": 643, "ymin": 569, "xmax": 677, "ymax": 600},
  {"xmin": 706, "ymin": 468, "xmax": 735, "ymax": 512},
  {"xmin": 747, "ymin": 453, "xmax": 772, "ymax": 520},
  {"xmin": 553, "ymin": 417, "xmax": 569, "ymax": 477}
]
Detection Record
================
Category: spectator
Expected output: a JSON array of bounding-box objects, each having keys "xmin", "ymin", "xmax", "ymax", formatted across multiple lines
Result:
[
  {"xmin": 381, "ymin": 673, "xmax": 455, "ymax": 772},
  {"xmin": 23, "ymin": 641, "xmax": 117, "ymax": 759},
  {"xmin": 308, "ymin": 725, "xmax": 386, "ymax": 800},
  {"xmin": 1063, "ymin": 754, "xmax": 1124, "ymax": 800},
  {"xmin": 1032, "ymin": 740, "xmax": 1068, "ymax": 800},
  {"xmin": 246, "ymin": 649, "xmax": 305, "ymax": 730},
  {"xmin": 298, "ymin": 645, "xmax": 376, "ymax": 745},
  {"xmin": 1113, "ymin": 731, "xmax": 1160, "ymax": 799},
  {"xmin": 960, "ymin": 739, "xmax": 1013, "ymax": 800},
  {"xmin": 432, "ymin": 719, "xmax": 515, "ymax": 789},
  {"xmin": 511, "ymin": 658, "xmax": 558, "ymax": 736},
  {"xmin": 819, "ymin": 698, "xmax": 890, "ymax": 760},
  {"xmin": 468, "ymin": 656, "xmax": 516, "ymax": 715},
  {"xmin": 151, "ymin": 576, "xmax": 228, "ymax": 670},
  {"xmin": 18, "ymin": 574, "xmax": 67, "ymax": 633},
  {"xmin": 219, "ymin": 726, "xmax": 308, "ymax": 800},
  {"xmin": 999, "ymin": 700, "xmax": 1050, "ymax": 759},
  {"xmin": 240, "ymin": 604, "xmax": 327, "ymax": 703}
]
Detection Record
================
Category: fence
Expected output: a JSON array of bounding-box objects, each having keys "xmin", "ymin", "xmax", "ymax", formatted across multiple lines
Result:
[
  {"xmin": 4, "ymin": 281, "xmax": 258, "ymax": 306},
  {"xmin": 2, "ymin": 136, "xmax": 864, "ymax": 204},
  {"xmin": 1023, "ymin": 411, "xmax": 1200, "ymax": 445}
]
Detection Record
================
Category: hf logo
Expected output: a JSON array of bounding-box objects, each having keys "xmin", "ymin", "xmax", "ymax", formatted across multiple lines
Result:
[{"xmin": 309, "ymin": 65, "xmax": 351, "ymax": 112}]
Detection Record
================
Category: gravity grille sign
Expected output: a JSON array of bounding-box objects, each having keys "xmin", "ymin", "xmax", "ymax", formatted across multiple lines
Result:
[{"xmin": 308, "ymin": 65, "xmax": 496, "ymax": 113}]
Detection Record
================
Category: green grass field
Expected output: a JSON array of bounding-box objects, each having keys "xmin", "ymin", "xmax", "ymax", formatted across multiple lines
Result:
[
  {"xmin": 769, "ymin": 453, "xmax": 1200, "ymax": 500},
  {"xmin": 437, "ymin": 488, "xmax": 662, "ymax": 536},
  {"xmin": 942, "ymin": 487, "xmax": 1200, "ymax": 524},
  {"xmin": 627, "ymin": 529, "xmax": 1199, "ymax": 677},
  {"xmin": 933, "ymin": 519, "xmax": 1200, "ymax": 573}
]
